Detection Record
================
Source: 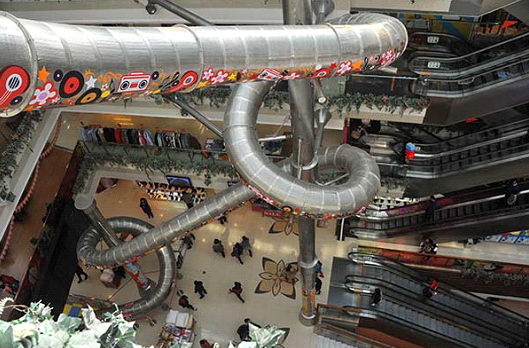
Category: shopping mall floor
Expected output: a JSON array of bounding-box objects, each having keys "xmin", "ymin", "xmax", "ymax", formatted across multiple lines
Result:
[{"xmin": 70, "ymin": 180, "xmax": 353, "ymax": 347}]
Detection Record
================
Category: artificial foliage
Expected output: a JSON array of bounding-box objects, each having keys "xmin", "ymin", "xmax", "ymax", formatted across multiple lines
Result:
[
  {"xmin": 175, "ymin": 85, "xmax": 430, "ymax": 115},
  {"xmin": 0, "ymin": 302, "xmax": 150, "ymax": 348},
  {"xmin": 0, "ymin": 112, "xmax": 42, "ymax": 195},
  {"xmin": 73, "ymin": 144, "xmax": 237, "ymax": 194}
]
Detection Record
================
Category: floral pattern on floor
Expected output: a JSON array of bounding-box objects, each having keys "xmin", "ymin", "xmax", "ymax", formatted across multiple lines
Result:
[
  {"xmin": 269, "ymin": 220, "xmax": 298, "ymax": 236},
  {"xmin": 255, "ymin": 257, "xmax": 298, "ymax": 299}
]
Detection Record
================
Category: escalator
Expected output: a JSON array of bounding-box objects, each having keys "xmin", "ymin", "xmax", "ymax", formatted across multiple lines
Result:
[
  {"xmin": 408, "ymin": 32, "xmax": 529, "ymax": 124},
  {"xmin": 365, "ymin": 118, "xmax": 529, "ymax": 196},
  {"xmin": 327, "ymin": 257, "xmax": 529, "ymax": 348},
  {"xmin": 343, "ymin": 183, "xmax": 529, "ymax": 243}
]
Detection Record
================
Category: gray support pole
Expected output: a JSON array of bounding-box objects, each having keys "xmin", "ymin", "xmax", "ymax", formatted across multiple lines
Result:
[
  {"xmin": 283, "ymin": 0, "xmax": 318, "ymax": 326},
  {"xmin": 149, "ymin": 0, "xmax": 214, "ymax": 26},
  {"xmin": 171, "ymin": 96, "xmax": 224, "ymax": 138}
]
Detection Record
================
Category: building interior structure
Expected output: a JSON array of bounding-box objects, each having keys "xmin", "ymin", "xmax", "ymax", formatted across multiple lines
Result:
[{"xmin": 1, "ymin": 0, "xmax": 529, "ymax": 347}]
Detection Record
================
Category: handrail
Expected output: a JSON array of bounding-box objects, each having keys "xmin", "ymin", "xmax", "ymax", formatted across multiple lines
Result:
[
  {"xmin": 348, "ymin": 252, "xmax": 529, "ymax": 324},
  {"xmin": 318, "ymin": 323, "xmax": 398, "ymax": 348}
]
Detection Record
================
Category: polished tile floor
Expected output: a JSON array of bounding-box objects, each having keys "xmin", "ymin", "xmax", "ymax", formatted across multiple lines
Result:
[{"xmin": 70, "ymin": 180, "xmax": 353, "ymax": 347}]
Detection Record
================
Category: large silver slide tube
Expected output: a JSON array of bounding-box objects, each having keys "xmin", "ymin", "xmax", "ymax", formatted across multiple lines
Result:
[
  {"xmin": 81, "ymin": 217, "xmax": 176, "ymax": 318},
  {"xmin": 78, "ymin": 183, "xmax": 255, "ymax": 267},
  {"xmin": 224, "ymin": 81, "xmax": 381, "ymax": 218},
  {"xmin": 0, "ymin": 12, "xmax": 407, "ymax": 117}
]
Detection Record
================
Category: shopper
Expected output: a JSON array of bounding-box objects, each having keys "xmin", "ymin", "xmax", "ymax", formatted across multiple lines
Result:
[
  {"xmin": 284, "ymin": 264, "xmax": 297, "ymax": 284},
  {"xmin": 404, "ymin": 142, "xmax": 416, "ymax": 163},
  {"xmin": 316, "ymin": 261, "xmax": 324, "ymax": 278},
  {"xmin": 194, "ymin": 280, "xmax": 208, "ymax": 299},
  {"xmin": 422, "ymin": 286, "xmax": 433, "ymax": 299},
  {"xmin": 183, "ymin": 233, "xmax": 196, "ymax": 250},
  {"xmin": 506, "ymin": 179, "xmax": 521, "ymax": 206},
  {"xmin": 199, "ymin": 339, "xmax": 212, "ymax": 348},
  {"xmin": 237, "ymin": 318, "xmax": 260, "ymax": 341},
  {"xmin": 232, "ymin": 242, "xmax": 244, "ymax": 265},
  {"xmin": 420, "ymin": 238, "xmax": 438, "ymax": 254},
  {"xmin": 425, "ymin": 195, "xmax": 437, "ymax": 222},
  {"xmin": 429, "ymin": 278, "xmax": 439, "ymax": 295},
  {"xmin": 371, "ymin": 288, "xmax": 382, "ymax": 306},
  {"xmin": 241, "ymin": 236, "xmax": 253, "ymax": 257},
  {"xmin": 139, "ymin": 198, "xmax": 154, "ymax": 219},
  {"xmin": 218, "ymin": 213, "xmax": 228, "ymax": 225},
  {"xmin": 178, "ymin": 295, "xmax": 197, "ymax": 311},
  {"xmin": 315, "ymin": 275, "xmax": 322, "ymax": 295},
  {"xmin": 112, "ymin": 266, "xmax": 127, "ymax": 279},
  {"xmin": 75, "ymin": 263, "xmax": 89, "ymax": 284},
  {"xmin": 212, "ymin": 239, "xmax": 226, "ymax": 258},
  {"xmin": 229, "ymin": 281, "xmax": 245, "ymax": 303}
]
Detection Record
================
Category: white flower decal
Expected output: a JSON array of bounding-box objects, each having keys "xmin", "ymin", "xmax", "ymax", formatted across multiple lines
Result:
[
  {"xmin": 29, "ymin": 82, "xmax": 58, "ymax": 106},
  {"xmin": 336, "ymin": 61, "xmax": 352, "ymax": 76},
  {"xmin": 210, "ymin": 70, "xmax": 229, "ymax": 85},
  {"xmin": 202, "ymin": 68, "xmax": 215, "ymax": 81},
  {"xmin": 282, "ymin": 72, "xmax": 302, "ymax": 80}
]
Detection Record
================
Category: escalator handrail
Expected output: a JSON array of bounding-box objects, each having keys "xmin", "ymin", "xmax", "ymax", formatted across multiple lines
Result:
[
  {"xmin": 344, "ymin": 272, "xmax": 527, "ymax": 343},
  {"xmin": 344, "ymin": 276, "xmax": 519, "ymax": 346},
  {"xmin": 409, "ymin": 31, "xmax": 529, "ymax": 76},
  {"xmin": 348, "ymin": 252, "xmax": 529, "ymax": 324}
]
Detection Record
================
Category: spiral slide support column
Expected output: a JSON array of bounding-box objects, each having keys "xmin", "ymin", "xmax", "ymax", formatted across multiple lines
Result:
[{"xmin": 0, "ymin": 12, "xmax": 407, "ymax": 117}]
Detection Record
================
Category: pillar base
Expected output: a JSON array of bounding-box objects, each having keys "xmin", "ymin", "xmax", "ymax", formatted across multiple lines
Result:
[{"xmin": 298, "ymin": 310, "xmax": 317, "ymax": 326}]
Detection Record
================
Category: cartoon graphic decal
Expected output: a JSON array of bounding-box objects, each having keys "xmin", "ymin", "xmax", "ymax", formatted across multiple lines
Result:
[
  {"xmin": 258, "ymin": 68, "xmax": 283, "ymax": 81},
  {"xmin": 167, "ymin": 71, "xmax": 198, "ymax": 92},
  {"xmin": 117, "ymin": 72, "xmax": 151, "ymax": 93},
  {"xmin": 202, "ymin": 67, "xmax": 215, "ymax": 81},
  {"xmin": 53, "ymin": 69, "xmax": 63, "ymax": 82},
  {"xmin": 335, "ymin": 61, "xmax": 353, "ymax": 76},
  {"xmin": 0, "ymin": 66, "xmax": 30, "ymax": 109},
  {"xmin": 282, "ymin": 71, "xmax": 302, "ymax": 80},
  {"xmin": 59, "ymin": 71, "xmax": 85, "ymax": 98},
  {"xmin": 75, "ymin": 88, "xmax": 102, "ymax": 105},
  {"xmin": 309, "ymin": 68, "xmax": 331, "ymax": 79},
  {"xmin": 29, "ymin": 81, "xmax": 58, "ymax": 107},
  {"xmin": 151, "ymin": 71, "xmax": 160, "ymax": 80},
  {"xmin": 210, "ymin": 70, "xmax": 229, "ymax": 85},
  {"xmin": 38, "ymin": 67, "xmax": 50, "ymax": 83},
  {"xmin": 85, "ymin": 75, "xmax": 97, "ymax": 89}
]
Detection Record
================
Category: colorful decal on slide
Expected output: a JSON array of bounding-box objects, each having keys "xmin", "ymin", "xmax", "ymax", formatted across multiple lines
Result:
[
  {"xmin": 59, "ymin": 71, "xmax": 85, "ymax": 98},
  {"xmin": 201, "ymin": 67, "xmax": 215, "ymax": 81},
  {"xmin": 210, "ymin": 69, "xmax": 229, "ymax": 85},
  {"xmin": 257, "ymin": 68, "xmax": 283, "ymax": 81},
  {"xmin": 335, "ymin": 61, "xmax": 353, "ymax": 76},
  {"xmin": 0, "ymin": 65, "xmax": 30, "ymax": 109},
  {"xmin": 117, "ymin": 72, "xmax": 151, "ymax": 93},
  {"xmin": 29, "ymin": 81, "xmax": 58, "ymax": 107},
  {"xmin": 75, "ymin": 88, "xmax": 102, "ymax": 105},
  {"xmin": 282, "ymin": 71, "xmax": 302, "ymax": 80},
  {"xmin": 168, "ymin": 71, "xmax": 198, "ymax": 92},
  {"xmin": 309, "ymin": 68, "xmax": 331, "ymax": 79}
]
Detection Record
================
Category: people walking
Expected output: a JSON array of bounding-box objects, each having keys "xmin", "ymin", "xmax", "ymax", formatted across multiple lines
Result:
[
  {"xmin": 316, "ymin": 261, "xmax": 324, "ymax": 278},
  {"xmin": 183, "ymin": 233, "xmax": 196, "ymax": 249},
  {"xmin": 229, "ymin": 281, "xmax": 245, "ymax": 303},
  {"xmin": 420, "ymin": 238, "xmax": 438, "ymax": 254},
  {"xmin": 284, "ymin": 264, "xmax": 298, "ymax": 284},
  {"xmin": 139, "ymin": 198, "xmax": 154, "ymax": 219},
  {"xmin": 199, "ymin": 339, "xmax": 212, "ymax": 348},
  {"xmin": 75, "ymin": 263, "xmax": 89, "ymax": 283},
  {"xmin": 422, "ymin": 286, "xmax": 433, "ymax": 299},
  {"xmin": 371, "ymin": 288, "xmax": 382, "ymax": 306},
  {"xmin": 212, "ymin": 239, "xmax": 226, "ymax": 258},
  {"xmin": 194, "ymin": 280, "xmax": 208, "ymax": 299},
  {"xmin": 178, "ymin": 295, "xmax": 197, "ymax": 311},
  {"xmin": 506, "ymin": 179, "xmax": 521, "ymax": 206},
  {"xmin": 315, "ymin": 275, "xmax": 322, "ymax": 295},
  {"xmin": 232, "ymin": 242, "xmax": 244, "ymax": 264},
  {"xmin": 425, "ymin": 195, "xmax": 437, "ymax": 222},
  {"xmin": 241, "ymin": 236, "xmax": 253, "ymax": 257}
]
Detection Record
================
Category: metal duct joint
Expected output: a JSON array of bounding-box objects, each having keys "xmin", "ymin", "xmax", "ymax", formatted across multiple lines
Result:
[
  {"xmin": 0, "ymin": 12, "xmax": 407, "ymax": 117},
  {"xmin": 81, "ymin": 217, "xmax": 175, "ymax": 319},
  {"xmin": 224, "ymin": 81, "xmax": 381, "ymax": 218}
]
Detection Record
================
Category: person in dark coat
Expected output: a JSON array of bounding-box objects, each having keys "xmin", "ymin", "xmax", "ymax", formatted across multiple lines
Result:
[
  {"xmin": 178, "ymin": 295, "xmax": 197, "ymax": 311},
  {"xmin": 506, "ymin": 179, "xmax": 521, "ymax": 206},
  {"xmin": 139, "ymin": 198, "xmax": 154, "ymax": 219},
  {"xmin": 218, "ymin": 213, "xmax": 228, "ymax": 225},
  {"xmin": 194, "ymin": 280, "xmax": 207, "ymax": 299},
  {"xmin": 229, "ymin": 282, "xmax": 245, "ymax": 303},
  {"xmin": 422, "ymin": 286, "xmax": 433, "ymax": 299},
  {"xmin": 75, "ymin": 263, "xmax": 89, "ymax": 283},
  {"xmin": 425, "ymin": 195, "xmax": 436, "ymax": 222},
  {"xmin": 315, "ymin": 276, "xmax": 322, "ymax": 295},
  {"xmin": 232, "ymin": 242, "xmax": 244, "ymax": 264},
  {"xmin": 371, "ymin": 288, "xmax": 382, "ymax": 306},
  {"xmin": 213, "ymin": 239, "xmax": 225, "ymax": 258},
  {"xmin": 241, "ymin": 236, "xmax": 252, "ymax": 257}
]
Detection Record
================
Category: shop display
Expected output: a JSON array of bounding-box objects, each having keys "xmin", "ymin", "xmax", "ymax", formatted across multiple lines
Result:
[
  {"xmin": 156, "ymin": 310, "xmax": 195, "ymax": 348},
  {"xmin": 137, "ymin": 181, "xmax": 206, "ymax": 205}
]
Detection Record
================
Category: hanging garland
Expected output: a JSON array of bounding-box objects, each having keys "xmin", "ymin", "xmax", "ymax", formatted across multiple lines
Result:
[
  {"xmin": 176, "ymin": 87, "xmax": 430, "ymax": 115},
  {"xmin": 0, "ymin": 112, "xmax": 43, "ymax": 196},
  {"xmin": 72, "ymin": 145, "xmax": 238, "ymax": 194}
]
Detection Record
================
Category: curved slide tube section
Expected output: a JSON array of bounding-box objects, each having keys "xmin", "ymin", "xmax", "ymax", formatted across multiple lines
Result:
[
  {"xmin": 0, "ymin": 12, "xmax": 407, "ymax": 117},
  {"xmin": 224, "ymin": 81, "xmax": 381, "ymax": 217},
  {"xmin": 82, "ymin": 217, "xmax": 176, "ymax": 319}
]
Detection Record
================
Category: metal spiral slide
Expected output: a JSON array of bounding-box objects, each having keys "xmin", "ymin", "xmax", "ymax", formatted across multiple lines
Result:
[{"xmin": 0, "ymin": 12, "xmax": 407, "ymax": 317}]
